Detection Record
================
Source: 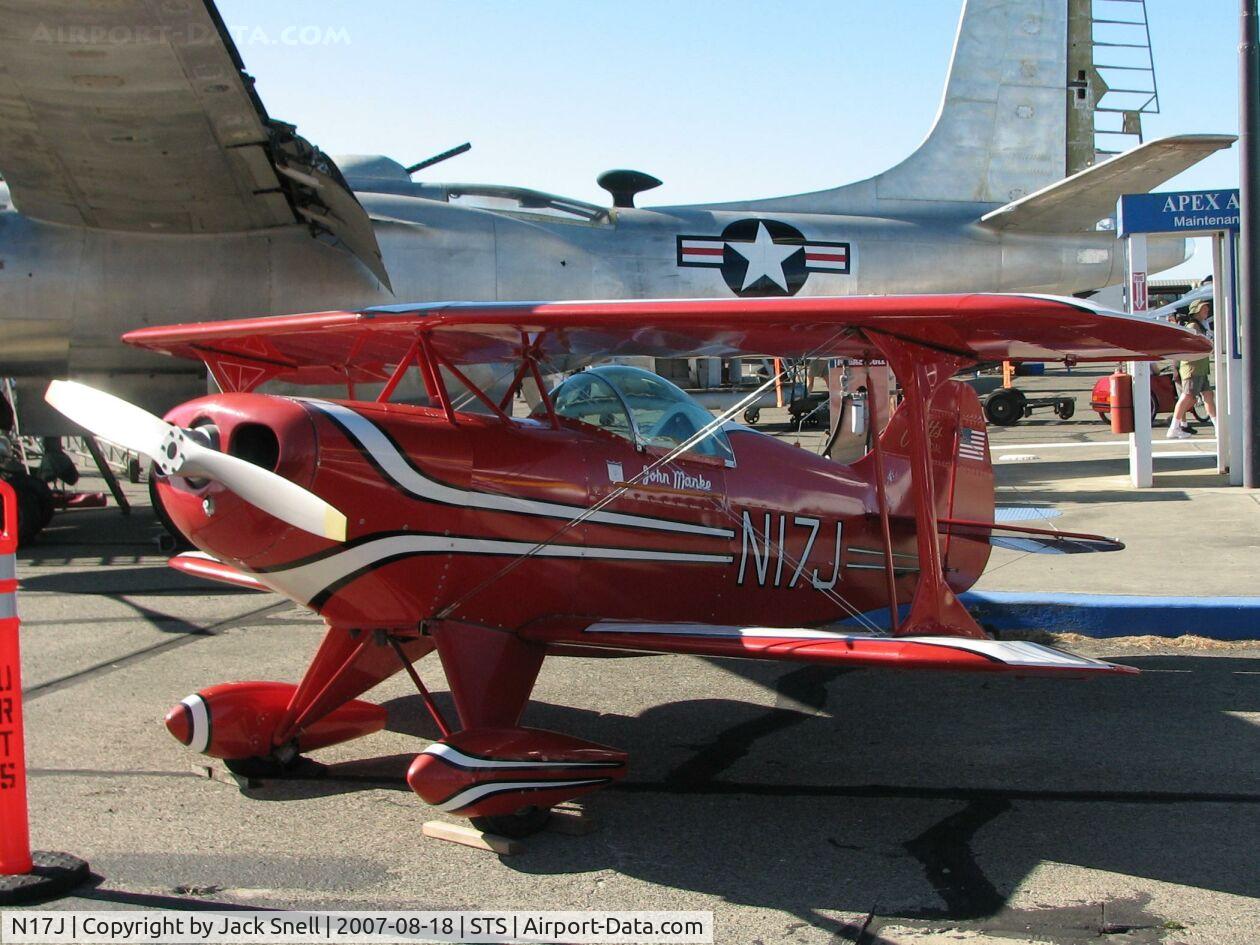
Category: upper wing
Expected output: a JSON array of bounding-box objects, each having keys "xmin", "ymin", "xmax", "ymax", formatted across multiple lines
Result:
[
  {"xmin": 121, "ymin": 293, "xmax": 1211, "ymax": 391},
  {"xmin": 0, "ymin": 0, "xmax": 388, "ymax": 286},
  {"xmin": 525, "ymin": 621, "xmax": 1134, "ymax": 678},
  {"xmin": 979, "ymin": 135, "xmax": 1236, "ymax": 233}
]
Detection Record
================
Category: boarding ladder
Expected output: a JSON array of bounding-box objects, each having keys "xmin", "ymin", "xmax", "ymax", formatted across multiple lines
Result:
[{"xmin": 1067, "ymin": 0, "xmax": 1161, "ymax": 173}]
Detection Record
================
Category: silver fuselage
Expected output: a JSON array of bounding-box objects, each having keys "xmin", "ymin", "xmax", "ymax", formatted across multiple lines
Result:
[{"xmin": 0, "ymin": 179, "xmax": 1182, "ymax": 387}]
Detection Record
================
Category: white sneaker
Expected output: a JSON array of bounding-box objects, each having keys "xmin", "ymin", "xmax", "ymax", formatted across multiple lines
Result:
[{"xmin": 1166, "ymin": 425, "xmax": 1192, "ymax": 440}]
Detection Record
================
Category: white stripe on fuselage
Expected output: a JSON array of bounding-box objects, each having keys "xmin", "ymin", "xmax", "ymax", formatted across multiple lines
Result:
[
  {"xmin": 304, "ymin": 400, "xmax": 733, "ymax": 538},
  {"xmin": 437, "ymin": 778, "xmax": 606, "ymax": 813},
  {"xmin": 424, "ymin": 742, "xmax": 620, "ymax": 770},
  {"xmin": 253, "ymin": 535, "xmax": 734, "ymax": 605}
]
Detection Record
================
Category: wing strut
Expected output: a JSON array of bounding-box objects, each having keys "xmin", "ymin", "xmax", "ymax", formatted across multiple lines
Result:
[
  {"xmin": 866, "ymin": 333, "xmax": 987, "ymax": 639},
  {"xmin": 861, "ymin": 359, "xmax": 899, "ymax": 626},
  {"xmin": 415, "ymin": 334, "xmax": 457, "ymax": 424}
]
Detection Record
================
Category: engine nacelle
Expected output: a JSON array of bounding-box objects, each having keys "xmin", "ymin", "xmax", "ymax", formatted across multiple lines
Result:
[
  {"xmin": 407, "ymin": 727, "xmax": 627, "ymax": 817},
  {"xmin": 165, "ymin": 681, "xmax": 386, "ymax": 759}
]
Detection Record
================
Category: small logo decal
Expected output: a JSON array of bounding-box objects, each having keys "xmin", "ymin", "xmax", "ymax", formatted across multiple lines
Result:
[
  {"xmin": 639, "ymin": 466, "xmax": 713, "ymax": 492},
  {"xmin": 677, "ymin": 219, "xmax": 850, "ymax": 297},
  {"xmin": 606, "ymin": 461, "xmax": 624, "ymax": 483}
]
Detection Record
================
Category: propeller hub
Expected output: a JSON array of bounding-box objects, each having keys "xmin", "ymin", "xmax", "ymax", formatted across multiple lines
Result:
[{"xmin": 157, "ymin": 428, "xmax": 194, "ymax": 476}]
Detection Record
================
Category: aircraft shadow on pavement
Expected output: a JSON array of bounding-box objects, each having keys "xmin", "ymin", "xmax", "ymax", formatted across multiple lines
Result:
[
  {"xmin": 234, "ymin": 654, "xmax": 1260, "ymax": 929},
  {"xmin": 18, "ymin": 565, "xmax": 257, "ymax": 597}
]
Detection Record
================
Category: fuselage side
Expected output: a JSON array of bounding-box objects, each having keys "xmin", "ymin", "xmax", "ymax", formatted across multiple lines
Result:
[{"xmin": 154, "ymin": 377, "xmax": 993, "ymax": 633}]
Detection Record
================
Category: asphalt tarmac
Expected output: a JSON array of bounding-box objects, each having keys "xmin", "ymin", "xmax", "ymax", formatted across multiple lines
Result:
[{"xmin": 8, "ymin": 365, "xmax": 1260, "ymax": 945}]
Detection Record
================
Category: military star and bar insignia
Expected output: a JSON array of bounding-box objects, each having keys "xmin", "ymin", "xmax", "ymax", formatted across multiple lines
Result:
[{"xmin": 676, "ymin": 218, "xmax": 851, "ymax": 297}]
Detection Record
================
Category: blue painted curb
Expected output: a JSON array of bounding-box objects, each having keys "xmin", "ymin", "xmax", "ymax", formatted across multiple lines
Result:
[
  {"xmin": 960, "ymin": 591, "xmax": 1260, "ymax": 639},
  {"xmin": 839, "ymin": 592, "xmax": 1260, "ymax": 639}
]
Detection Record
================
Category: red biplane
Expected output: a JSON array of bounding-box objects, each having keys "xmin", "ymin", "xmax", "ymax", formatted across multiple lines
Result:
[{"xmin": 46, "ymin": 294, "xmax": 1207, "ymax": 836}]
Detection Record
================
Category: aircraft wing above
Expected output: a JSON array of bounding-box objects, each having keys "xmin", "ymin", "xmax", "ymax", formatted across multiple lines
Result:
[
  {"xmin": 978, "ymin": 134, "xmax": 1236, "ymax": 233},
  {"xmin": 525, "ymin": 621, "xmax": 1135, "ymax": 678},
  {"xmin": 123, "ymin": 294, "xmax": 1211, "ymax": 391},
  {"xmin": 0, "ymin": 0, "xmax": 389, "ymax": 287}
]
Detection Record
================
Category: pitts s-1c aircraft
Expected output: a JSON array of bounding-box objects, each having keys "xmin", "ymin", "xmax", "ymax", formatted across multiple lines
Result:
[{"xmin": 47, "ymin": 295, "xmax": 1207, "ymax": 834}]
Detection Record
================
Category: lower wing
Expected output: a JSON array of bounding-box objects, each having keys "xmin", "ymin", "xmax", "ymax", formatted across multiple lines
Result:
[
  {"xmin": 526, "ymin": 621, "xmax": 1134, "ymax": 678},
  {"xmin": 170, "ymin": 552, "xmax": 271, "ymax": 593}
]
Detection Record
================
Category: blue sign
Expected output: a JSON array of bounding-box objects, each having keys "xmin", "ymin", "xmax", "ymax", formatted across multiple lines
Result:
[{"xmin": 1117, "ymin": 189, "xmax": 1240, "ymax": 236}]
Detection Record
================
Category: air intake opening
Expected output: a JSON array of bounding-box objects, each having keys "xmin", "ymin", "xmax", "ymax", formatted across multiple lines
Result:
[{"xmin": 229, "ymin": 423, "xmax": 280, "ymax": 471}]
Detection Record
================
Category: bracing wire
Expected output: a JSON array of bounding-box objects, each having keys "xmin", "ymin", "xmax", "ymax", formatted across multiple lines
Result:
[{"xmin": 435, "ymin": 335, "xmax": 889, "ymax": 635}]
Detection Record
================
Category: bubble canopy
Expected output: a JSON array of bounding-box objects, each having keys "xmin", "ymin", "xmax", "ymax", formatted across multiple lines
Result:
[{"xmin": 540, "ymin": 365, "xmax": 735, "ymax": 463}]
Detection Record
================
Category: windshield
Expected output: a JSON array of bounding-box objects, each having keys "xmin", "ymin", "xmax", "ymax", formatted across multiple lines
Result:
[
  {"xmin": 549, "ymin": 372, "xmax": 634, "ymax": 439},
  {"xmin": 541, "ymin": 365, "xmax": 734, "ymax": 463}
]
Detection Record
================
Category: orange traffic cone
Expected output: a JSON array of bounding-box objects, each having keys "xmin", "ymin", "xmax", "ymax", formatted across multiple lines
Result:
[{"xmin": 0, "ymin": 479, "xmax": 88, "ymax": 903}]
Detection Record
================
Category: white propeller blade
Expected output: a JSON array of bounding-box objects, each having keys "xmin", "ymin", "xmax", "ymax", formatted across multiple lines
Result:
[
  {"xmin": 179, "ymin": 443, "xmax": 347, "ymax": 542},
  {"xmin": 45, "ymin": 380, "xmax": 347, "ymax": 542},
  {"xmin": 46, "ymin": 380, "xmax": 172, "ymax": 459}
]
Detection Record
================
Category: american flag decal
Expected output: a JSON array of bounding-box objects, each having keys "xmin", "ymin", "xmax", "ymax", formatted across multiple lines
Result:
[{"xmin": 958, "ymin": 426, "xmax": 988, "ymax": 462}]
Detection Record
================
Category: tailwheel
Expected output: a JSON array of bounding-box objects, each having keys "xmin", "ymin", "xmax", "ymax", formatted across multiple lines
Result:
[{"xmin": 470, "ymin": 806, "xmax": 553, "ymax": 839}]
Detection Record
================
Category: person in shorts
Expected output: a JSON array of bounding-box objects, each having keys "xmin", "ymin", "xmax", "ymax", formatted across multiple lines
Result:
[{"xmin": 1167, "ymin": 299, "xmax": 1216, "ymax": 439}]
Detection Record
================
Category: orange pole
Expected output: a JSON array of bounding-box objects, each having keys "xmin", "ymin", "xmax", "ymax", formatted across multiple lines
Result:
[
  {"xmin": 0, "ymin": 480, "xmax": 32, "ymax": 875},
  {"xmin": 774, "ymin": 358, "xmax": 784, "ymax": 408}
]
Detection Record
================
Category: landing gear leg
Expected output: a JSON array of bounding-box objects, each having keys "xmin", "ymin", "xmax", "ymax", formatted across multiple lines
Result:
[
  {"xmin": 222, "ymin": 743, "xmax": 322, "ymax": 780},
  {"xmin": 82, "ymin": 435, "xmax": 131, "ymax": 514},
  {"xmin": 430, "ymin": 621, "xmax": 545, "ymax": 730},
  {"xmin": 426, "ymin": 621, "xmax": 556, "ymax": 838}
]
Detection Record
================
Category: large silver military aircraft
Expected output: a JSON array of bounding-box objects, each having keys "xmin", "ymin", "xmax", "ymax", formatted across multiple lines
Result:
[{"xmin": 0, "ymin": 0, "xmax": 1233, "ymax": 438}]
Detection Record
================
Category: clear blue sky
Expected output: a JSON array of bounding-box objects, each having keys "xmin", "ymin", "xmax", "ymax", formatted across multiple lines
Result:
[{"xmin": 217, "ymin": 0, "xmax": 1244, "ymax": 280}]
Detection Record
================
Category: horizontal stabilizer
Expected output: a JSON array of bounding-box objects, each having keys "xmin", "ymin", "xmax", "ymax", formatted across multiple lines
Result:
[
  {"xmin": 170, "ymin": 552, "xmax": 272, "ymax": 592},
  {"xmin": 994, "ymin": 506, "xmax": 1062, "ymax": 524},
  {"xmin": 979, "ymin": 135, "xmax": 1236, "ymax": 233},
  {"xmin": 989, "ymin": 534, "xmax": 1122, "ymax": 555},
  {"xmin": 940, "ymin": 518, "xmax": 1124, "ymax": 555},
  {"xmin": 525, "ymin": 621, "xmax": 1134, "ymax": 677}
]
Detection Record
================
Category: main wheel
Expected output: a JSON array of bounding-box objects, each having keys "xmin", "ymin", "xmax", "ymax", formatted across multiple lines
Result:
[
  {"xmin": 6, "ymin": 471, "xmax": 54, "ymax": 545},
  {"xmin": 471, "ymin": 806, "xmax": 552, "ymax": 839},
  {"xmin": 984, "ymin": 388, "xmax": 1025, "ymax": 426}
]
